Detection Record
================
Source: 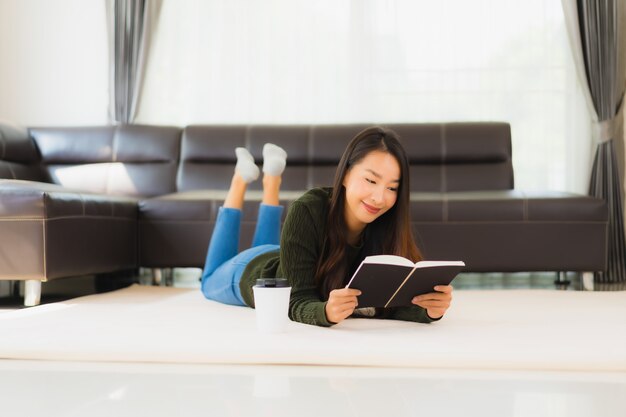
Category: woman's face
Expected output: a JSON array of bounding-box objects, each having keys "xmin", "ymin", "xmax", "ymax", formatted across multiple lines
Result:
[{"xmin": 342, "ymin": 150, "xmax": 401, "ymax": 236}]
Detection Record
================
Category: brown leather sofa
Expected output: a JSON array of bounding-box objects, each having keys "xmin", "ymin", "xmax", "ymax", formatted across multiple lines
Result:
[{"xmin": 0, "ymin": 122, "xmax": 608, "ymax": 305}]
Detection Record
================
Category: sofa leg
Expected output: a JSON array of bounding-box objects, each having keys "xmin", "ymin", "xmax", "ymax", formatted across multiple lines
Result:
[
  {"xmin": 24, "ymin": 280, "xmax": 42, "ymax": 307},
  {"xmin": 554, "ymin": 271, "xmax": 570, "ymax": 289},
  {"xmin": 12, "ymin": 280, "xmax": 20, "ymax": 297},
  {"xmin": 581, "ymin": 272, "xmax": 594, "ymax": 291},
  {"xmin": 151, "ymin": 268, "xmax": 162, "ymax": 286},
  {"xmin": 164, "ymin": 268, "xmax": 174, "ymax": 287},
  {"xmin": 151, "ymin": 268, "xmax": 174, "ymax": 287}
]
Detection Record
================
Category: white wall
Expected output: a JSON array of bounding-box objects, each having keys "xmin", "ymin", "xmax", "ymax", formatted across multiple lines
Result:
[{"xmin": 0, "ymin": 0, "xmax": 108, "ymax": 126}]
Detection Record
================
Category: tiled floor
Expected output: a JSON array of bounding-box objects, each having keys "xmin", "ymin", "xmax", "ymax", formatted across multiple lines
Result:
[{"xmin": 0, "ymin": 360, "xmax": 624, "ymax": 417}]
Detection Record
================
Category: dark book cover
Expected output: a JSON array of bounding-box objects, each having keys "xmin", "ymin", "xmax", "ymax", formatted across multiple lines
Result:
[
  {"xmin": 347, "ymin": 263, "xmax": 413, "ymax": 308},
  {"xmin": 385, "ymin": 264, "xmax": 465, "ymax": 307},
  {"xmin": 346, "ymin": 256, "xmax": 465, "ymax": 308}
]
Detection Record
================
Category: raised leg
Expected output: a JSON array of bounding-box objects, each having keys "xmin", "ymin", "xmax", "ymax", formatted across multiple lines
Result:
[
  {"xmin": 250, "ymin": 174, "xmax": 285, "ymax": 247},
  {"xmin": 224, "ymin": 174, "xmax": 248, "ymax": 210},
  {"xmin": 202, "ymin": 173, "xmax": 249, "ymax": 282},
  {"xmin": 203, "ymin": 144, "xmax": 286, "ymax": 283},
  {"xmin": 224, "ymin": 146, "xmax": 259, "ymax": 209},
  {"xmin": 260, "ymin": 143, "xmax": 287, "ymax": 206},
  {"xmin": 262, "ymin": 174, "xmax": 282, "ymax": 207},
  {"xmin": 24, "ymin": 280, "xmax": 42, "ymax": 307}
]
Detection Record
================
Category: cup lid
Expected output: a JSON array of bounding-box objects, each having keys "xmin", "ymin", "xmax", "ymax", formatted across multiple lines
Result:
[{"xmin": 255, "ymin": 278, "xmax": 289, "ymax": 288}]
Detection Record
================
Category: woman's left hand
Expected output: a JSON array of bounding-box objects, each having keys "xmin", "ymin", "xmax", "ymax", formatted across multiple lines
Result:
[{"xmin": 411, "ymin": 285, "xmax": 453, "ymax": 319}]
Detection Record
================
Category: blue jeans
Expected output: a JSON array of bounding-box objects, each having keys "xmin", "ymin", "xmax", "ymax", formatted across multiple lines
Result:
[{"xmin": 201, "ymin": 204, "xmax": 282, "ymax": 306}]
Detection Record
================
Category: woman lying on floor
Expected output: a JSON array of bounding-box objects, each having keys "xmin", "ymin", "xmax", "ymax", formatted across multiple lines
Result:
[{"xmin": 200, "ymin": 127, "xmax": 453, "ymax": 327}]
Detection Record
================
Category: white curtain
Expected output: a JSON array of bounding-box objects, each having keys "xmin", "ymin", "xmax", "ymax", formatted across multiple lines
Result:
[
  {"xmin": 137, "ymin": 0, "xmax": 592, "ymax": 194},
  {"xmin": 107, "ymin": 0, "xmax": 162, "ymax": 124},
  {"xmin": 561, "ymin": 0, "xmax": 626, "ymax": 282}
]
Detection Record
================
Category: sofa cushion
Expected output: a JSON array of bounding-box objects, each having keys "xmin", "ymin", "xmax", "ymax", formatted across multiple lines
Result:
[
  {"xmin": 29, "ymin": 125, "xmax": 181, "ymax": 197},
  {"xmin": 178, "ymin": 123, "xmax": 513, "ymax": 194},
  {"xmin": 178, "ymin": 126, "xmax": 316, "ymax": 192},
  {"xmin": 0, "ymin": 180, "xmax": 137, "ymax": 280},
  {"xmin": 138, "ymin": 190, "xmax": 301, "ymax": 267},
  {"xmin": 410, "ymin": 191, "xmax": 608, "ymax": 222},
  {"xmin": 0, "ymin": 123, "xmax": 45, "ymax": 182},
  {"xmin": 138, "ymin": 188, "xmax": 608, "ymax": 272},
  {"xmin": 411, "ymin": 191, "xmax": 608, "ymax": 271}
]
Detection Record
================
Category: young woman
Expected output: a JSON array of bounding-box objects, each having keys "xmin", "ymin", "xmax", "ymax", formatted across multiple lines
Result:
[{"xmin": 201, "ymin": 127, "xmax": 453, "ymax": 327}]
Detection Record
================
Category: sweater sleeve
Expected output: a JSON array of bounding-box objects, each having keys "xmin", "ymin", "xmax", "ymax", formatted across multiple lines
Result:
[
  {"xmin": 385, "ymin": 305, "xmax": 441, "ymax": 323},
  {"xmin": 279, "ymin": 200, "xmax": 333, "ymax": 327}
]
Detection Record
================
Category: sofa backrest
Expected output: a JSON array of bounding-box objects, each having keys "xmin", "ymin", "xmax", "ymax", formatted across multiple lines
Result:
[
  {"xmin": 3, "ymin": 122, "xmax": 512, "ymax": 195},
  {"xmin": 29, "ymin": 125, "xmax": 181, "ymax": 197},
  {"xmin": 0, "ymin": 123, "xmax": 46, "ymax": 182},
  {"xmin": 178, "ymin": 122, "xmax": 513, "ymax": 192}
]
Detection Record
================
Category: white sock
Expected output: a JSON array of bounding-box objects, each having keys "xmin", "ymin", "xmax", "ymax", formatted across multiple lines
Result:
[
  {"xmin": 235, "ymin": 147, "xmax": 259, "ymax": 183},
  {"xmin": 262, "ymin": 143, "xmax": 288, "ymax": 176}
]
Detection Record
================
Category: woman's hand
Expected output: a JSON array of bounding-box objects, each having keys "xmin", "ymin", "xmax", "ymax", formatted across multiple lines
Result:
[
  {"xmin": 412, "ymin": 285, "xmax": 453, "ymax": 319},
  {"xmin": 325, "ymin": 288, "xmax": 362, "ymax": 324}
]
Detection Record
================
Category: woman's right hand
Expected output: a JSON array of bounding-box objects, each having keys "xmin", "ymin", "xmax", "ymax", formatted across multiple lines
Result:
[{"xmin": 325, "ymin": 288, "xmax": 362, "ymax": 324}]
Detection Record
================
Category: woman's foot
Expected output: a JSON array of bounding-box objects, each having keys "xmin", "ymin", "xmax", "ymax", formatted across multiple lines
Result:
[
  {"xmin": 235, "ymin": 147, "xmax": 260, "ymax": 183},
  {"xmin": 262, "ymin": 143, "xmax": 288, "ymax": 176}
]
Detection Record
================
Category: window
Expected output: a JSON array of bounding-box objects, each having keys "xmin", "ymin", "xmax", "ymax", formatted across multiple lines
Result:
[{"xmin": 138, "ymin": 0, "xmax": 592, "ymax": 193}]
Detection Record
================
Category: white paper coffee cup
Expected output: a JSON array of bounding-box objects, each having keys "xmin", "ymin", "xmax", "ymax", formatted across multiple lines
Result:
[{"xmin": 253, "ymin": 278, "xmax": 291, "ymax": 333}]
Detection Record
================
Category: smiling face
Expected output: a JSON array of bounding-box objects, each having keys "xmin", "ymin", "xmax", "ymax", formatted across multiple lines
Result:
[{"xmin": 342, "ymin": 150, "xmax": 401, "ymax": 238}]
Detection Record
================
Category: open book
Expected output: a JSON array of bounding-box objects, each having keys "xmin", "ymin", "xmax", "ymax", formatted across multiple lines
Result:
[{"xmin": 345, "ymin": 255, "xmax": 465, "ymax": 308}]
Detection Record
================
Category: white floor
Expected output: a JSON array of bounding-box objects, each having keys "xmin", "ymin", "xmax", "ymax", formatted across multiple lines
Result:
[
  {"xmin": 0, "ymin": 360, "xmax": 624, "ymax": 417},
  {"xmin": 1, "ymin": 271, "xmax": 625, "ymax": 416}
]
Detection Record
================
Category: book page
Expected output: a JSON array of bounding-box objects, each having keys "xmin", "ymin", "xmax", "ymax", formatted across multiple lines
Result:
[
  {"xmin": 362, "ymin": 255, "xmax": 415, "ymax": 267},
  {"xmin": 416, "ymin": 260, "xmax": 466, "ymax": 268}
]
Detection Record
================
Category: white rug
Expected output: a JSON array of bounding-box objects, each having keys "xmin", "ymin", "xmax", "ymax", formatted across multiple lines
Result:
[{"xmin": 0, "ymin": 284, "xmax": 624, "ymax": 372}]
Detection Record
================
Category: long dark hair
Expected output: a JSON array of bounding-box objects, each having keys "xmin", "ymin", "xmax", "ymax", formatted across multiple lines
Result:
[{"xmin": 314, "ymin": 126, "xmax": 422, "ymax": 299}]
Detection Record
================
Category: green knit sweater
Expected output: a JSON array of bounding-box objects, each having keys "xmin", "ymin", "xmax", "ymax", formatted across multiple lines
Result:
[{"xmin": 239, "ymin": 187, "xmax": 437, "ymax": 327}]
